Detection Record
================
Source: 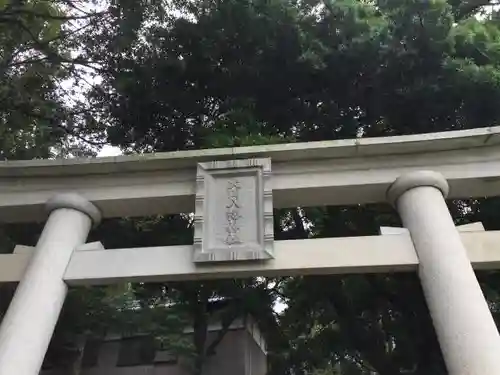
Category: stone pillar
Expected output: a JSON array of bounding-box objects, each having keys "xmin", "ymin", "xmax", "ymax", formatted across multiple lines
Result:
[
  {"xmin": 387, "ymin": 171, "xmax": 500, "ymax": 375},
  {"xmin": 0, "ymin": 194, "xmax": 101, "ymax": 375}
]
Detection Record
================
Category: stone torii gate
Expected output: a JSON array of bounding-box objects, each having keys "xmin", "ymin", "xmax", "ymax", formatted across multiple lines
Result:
[{"xmin": 0, "ymin": 127, "xmax": 500, "ymax": 375}]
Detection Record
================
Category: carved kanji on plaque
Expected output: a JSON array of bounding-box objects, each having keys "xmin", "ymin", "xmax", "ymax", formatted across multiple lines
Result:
[{"xmin": 193, "ymin": 158, "xmax": 274, "ymax": 262}]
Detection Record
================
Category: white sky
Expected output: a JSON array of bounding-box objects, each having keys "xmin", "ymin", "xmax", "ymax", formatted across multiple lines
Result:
[{"xmin": 98, "ymin": 144, "xmax": 122, "ymax": 156}]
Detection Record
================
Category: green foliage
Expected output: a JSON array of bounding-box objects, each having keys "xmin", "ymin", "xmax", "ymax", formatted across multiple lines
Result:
[
  {"xmin": 86, "ymin": 0, "xmax": 500, "ymax": 150},
  {"xmin": 82, "ymin": 1, "xmax": 500, "ymax": 373},
  {"xmin": 0, "ymin": 0, "xmax": 67, "ymax": 159},
  {"xmin": 4, "ymin": 0, "xmax": 500, "ymax": 374}
]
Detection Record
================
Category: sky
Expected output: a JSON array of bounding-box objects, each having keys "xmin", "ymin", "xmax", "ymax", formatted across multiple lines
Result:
[{"xmin": 98, "ymin": 144, "xmax": 122, "ymax": 157}]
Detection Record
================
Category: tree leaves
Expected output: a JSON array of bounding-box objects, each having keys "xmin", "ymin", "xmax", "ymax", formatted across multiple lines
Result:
[
  {"xmin": 4, "ymin": 1, "xmax": 500, "ymax": 374},
  {"xmin": 74, "ymin": 0, "xmax": 500, "ymax": 373}
]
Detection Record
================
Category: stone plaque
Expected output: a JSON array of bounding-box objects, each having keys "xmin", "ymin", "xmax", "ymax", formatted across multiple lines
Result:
[{"xmin": 193, "ymin": 158, "xmax": 274, "ymax": 262}]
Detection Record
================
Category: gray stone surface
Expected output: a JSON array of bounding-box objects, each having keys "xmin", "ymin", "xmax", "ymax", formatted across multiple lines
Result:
[{"xmin": 194, "ymin": 158, "xmax": 274, "ymax": 262}]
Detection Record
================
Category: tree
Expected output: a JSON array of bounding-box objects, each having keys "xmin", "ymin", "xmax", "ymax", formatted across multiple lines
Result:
[
  {"xmin": 4, "ymin": 0, "xmax": 500, "ymax": 374},
  {"xmin": 0, "ymin": 0, "xmax": 67, "ymax": 159},
  {"xmin": 0, "ymin": 0, "xmax": 113, "ymax": 158},
  {"xmin": 81, "ymin": 0, "xmax": 500, "ymax": 374}
]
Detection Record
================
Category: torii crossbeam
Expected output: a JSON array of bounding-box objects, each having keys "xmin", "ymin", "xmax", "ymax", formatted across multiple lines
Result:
[{"xmin": 1, "ymin": 127, "xmax": 500, "ymax": 375}]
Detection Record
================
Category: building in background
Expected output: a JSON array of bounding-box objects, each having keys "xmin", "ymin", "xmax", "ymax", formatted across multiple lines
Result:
[{"xmin": 42, "ymin": 315, "xmax": 266, "ymax": 375}]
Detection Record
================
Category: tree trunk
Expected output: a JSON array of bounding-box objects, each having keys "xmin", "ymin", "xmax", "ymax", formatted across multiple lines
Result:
[
  {"xmin": 67, "ymin": 334, "xmax": 87, "ymax": 375},
  {"xmin": 192, "ymin": 294, "xmax": 208, "ymax": 375}
]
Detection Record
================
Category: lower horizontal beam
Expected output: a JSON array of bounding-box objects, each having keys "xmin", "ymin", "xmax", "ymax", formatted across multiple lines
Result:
[
  {"xmin": 1, "ymin": 232, "xmax": 499, "ymax": 285},
  {"xmin": 0, "ymin": 253, "xmax": 31, "ymax": 283},
  {"xmin": 64, "ymin": 235, "xmax": 418, "ymax": 285},
  {"xmin": 65, "ymin": 231, "xmax": 500, "ymax": 285}
]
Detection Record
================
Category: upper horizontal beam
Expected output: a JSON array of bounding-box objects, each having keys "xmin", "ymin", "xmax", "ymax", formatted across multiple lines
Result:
[
  {"xmin": 1, "ymin": 231, "xmax": 499, "ymax": 285},
  {"xmin": 1, "ymin": 127, "xmax": 500, "ymax": 222},
  {"xmin": 2, "ymin": 126, "xmax": 498, "ymax": 177}
]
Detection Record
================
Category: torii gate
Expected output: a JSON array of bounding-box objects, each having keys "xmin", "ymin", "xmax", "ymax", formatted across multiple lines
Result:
[{"xmin": 0, "ymin": 127, "xmax": 500, "ymax": 374}]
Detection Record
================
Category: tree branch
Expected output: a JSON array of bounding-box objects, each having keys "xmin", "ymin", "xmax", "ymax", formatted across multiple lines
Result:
[
  {"xmin": 0, "ymin": 8, "xmax": 106, "ymax": 21},
  {"xmin": 329, "ymin": 279, "xmax": 403, "ymax": 375},
  {"xmin": 205, "ymin": 309, "xmax": 239, "ymax": 357},
  {"xmin": 8, "ymin": 103, "xmax": 106, "ymax": 147}
]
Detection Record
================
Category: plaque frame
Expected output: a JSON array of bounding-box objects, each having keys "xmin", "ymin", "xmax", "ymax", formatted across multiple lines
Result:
[{"xmin": 193, "ymin": 158, "xmax": 273, "ymax": 262}]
